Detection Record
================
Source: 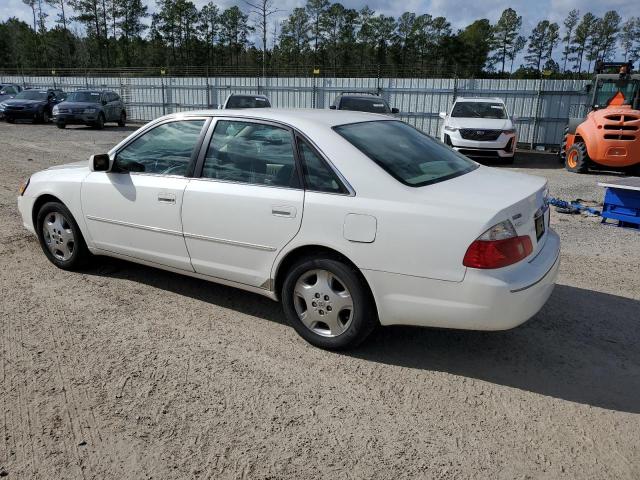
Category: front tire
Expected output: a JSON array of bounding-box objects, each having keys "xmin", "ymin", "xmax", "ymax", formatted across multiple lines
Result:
[
  {"xmin": 565, "ymin": 142, "xmax": 589, "ymax": 173},
  {"xmin": 117, "ymin": 111, "xmax": 126, "ymax": 127},
  {"xmin": 281, "ymin": 256, "xmax": 377, "ymax": 350},
  {"xmin": 94, "ymin": 113, "xmax": 105, "ymax": 130},
  {"xmin": 36, "ymin": 202, "xmax": 90, "ymax": 270},
  {"xmin": 40, "ymin": 110, "xmax": 50, "ymax": 123}
]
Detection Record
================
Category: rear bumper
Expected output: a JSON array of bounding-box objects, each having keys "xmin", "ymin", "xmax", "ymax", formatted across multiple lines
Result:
[{"xmin": 363, "ymin": 229, "xmax": 560, "ymax": 330}]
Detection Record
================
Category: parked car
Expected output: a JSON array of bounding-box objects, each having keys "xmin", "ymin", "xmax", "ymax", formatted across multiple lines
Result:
[
  {"xmin": 53, "ymin": 90, "xmax": 126, "ymax": 129},
  {"xmin": 439, "ymin": 97, "xmax": 518, "ymax": 163},
  {"xmin": 330, "ymin": 92, "xmax": 399, "ymax": 114},
  {"xmin": 221, "ymin": 94, "xmax": 271, "ymax": 109},
  {"xmin": 17, "ymin": 110, "xmax": 559, "ymax": 350},
  {"xmin": 1, "ymin": 88, "xmax": 65, "ymax": 123}
]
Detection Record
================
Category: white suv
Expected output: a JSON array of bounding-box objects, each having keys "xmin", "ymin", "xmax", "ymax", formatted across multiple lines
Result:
[{"xmin": 439, "ymin": 97, "xmax": 517, "ymax": 162}]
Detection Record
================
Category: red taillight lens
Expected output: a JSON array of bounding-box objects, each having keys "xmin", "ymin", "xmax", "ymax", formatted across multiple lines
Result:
[{"xmin": 463, "ymin": 235, "xmax": 533, "ymax": 269}]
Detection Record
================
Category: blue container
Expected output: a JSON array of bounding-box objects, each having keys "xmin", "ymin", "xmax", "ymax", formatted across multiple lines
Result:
[{"xmin": 601, "ymin": 187, "xmax": 640, "ymax": 228}]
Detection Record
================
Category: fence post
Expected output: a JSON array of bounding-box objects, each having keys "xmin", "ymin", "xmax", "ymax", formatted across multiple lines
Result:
[
  {"xmin": 205, "ymin": 65, "xmax": 211, "ymax": 108},
  {"xmin": 312, "ymin": 72, "xmax": 317, "ymax": 109},
  {"xmin": 530, "ymin": 77, "xmax": 543, "ymax": 149},
  {"xmin": 376, "ymin": 64, "xmax": 381, "ymax": 95},
  {"xmin": 161, "ymin": 74, "xmax": 166, "ymax": 116},
  {"xmin": 453, "ymin": 76, "xmax": 458, "ymax": 102}
]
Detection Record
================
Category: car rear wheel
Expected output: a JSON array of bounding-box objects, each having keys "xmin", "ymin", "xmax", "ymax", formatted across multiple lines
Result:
[
  {"xmin": 94, "ymin": 114, "xmax": 104, "ymax": 130},
  {"xmin": 565, "ymin": 142, "xmax": 589, "ymax": 173},
  {"xmin": 41, "ymin": 110, "xmax": 50, "ymax": 123},
  {"xmin": 281, "ymin": 256, "xmax": 377, "ymax": 349},
  {"xmin": 118, "ymin": 111, "xmax": 126, "ymax": 127},
  {"xmin": 36, "ymin": 202, "xmax": 90, "ymax": 270}
]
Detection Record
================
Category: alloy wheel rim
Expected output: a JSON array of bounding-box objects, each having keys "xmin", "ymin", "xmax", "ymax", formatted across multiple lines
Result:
[
  {"xmin": 43, "ymin": 212, "xmax": 75, "ymax": 261},
  {"xmin": 293, "ymin": 269, "xmax": 354, "ymax": 338}
]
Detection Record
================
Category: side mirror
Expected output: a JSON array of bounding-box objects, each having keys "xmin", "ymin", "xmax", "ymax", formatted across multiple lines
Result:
[
  {"xmin": 329, "ymin": 105, "xmax": 337, "ymax": 110},
  {"xmin": 439, "ymin": 111, "xmax": 447, "ymax": 119},
  {"xmin": 90, "ymin": 153, "xmax": 111, "ymax": 172},
  {"xmin": 391, "ymin": 107, "xmax": 399, "ymax": 114}
]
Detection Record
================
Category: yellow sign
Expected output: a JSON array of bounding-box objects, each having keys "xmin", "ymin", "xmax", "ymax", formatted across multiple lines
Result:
[
  {"xmin": 313, "ymin": 68, "xmax": 320, "ymax": 75},
  {"xmin": 160, "ymin": 69, "xmax": 166, "ymax": 75},
  {"xmin": 542, "ymin": 70, "xmax": 552, "ymax": 76},
  {"xmin": 51, "ymin": 70, "xmax": 56, "ymax": 75}
]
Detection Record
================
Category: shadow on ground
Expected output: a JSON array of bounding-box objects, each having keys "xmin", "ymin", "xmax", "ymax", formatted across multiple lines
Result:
[{"xmin": 88, "ymin": 258, "xmax": 640, "ymax": 413}]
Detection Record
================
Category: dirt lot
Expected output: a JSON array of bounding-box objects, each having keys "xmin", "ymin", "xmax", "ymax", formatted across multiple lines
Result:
[{"xmin": 0, "ymin": 121, "xmax": 639, "ymax": 479}]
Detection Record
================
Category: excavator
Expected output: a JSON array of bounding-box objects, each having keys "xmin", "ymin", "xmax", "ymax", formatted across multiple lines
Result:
[{"xmin": 560, "ymin": 61, "xmax": 640, "ymax": 174}]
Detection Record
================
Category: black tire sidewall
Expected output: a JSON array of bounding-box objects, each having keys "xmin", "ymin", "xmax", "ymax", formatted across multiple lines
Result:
[
  {"xmin": 96, "ymin": 114, "xmax": 104, "ymax": 129},
  {"xmin": 565, "ymin": 143, "xmax": 588, "ymax": 173},
  {"xmin": 118, "ymin": 112, "xmax": 126, "ymax": 127},
  {"xmin": 281, "ymin": 257, "xmax": 377, "ymax": 350},
  {"xmin": 36, "ymin": 202, "xmax": 88, "ymax": 270}
]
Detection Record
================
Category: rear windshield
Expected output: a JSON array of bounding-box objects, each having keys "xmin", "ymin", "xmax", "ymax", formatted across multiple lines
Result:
[
  {"xmin": 15, "ymin": 90, "xmax": 47, "ymax": 100},
  {"xmin": 67, "ymin": 91, "xmax": 101, "ymax": 103},
  {"xmin": 225, "ymin": 96, "xmax": 270, "ymax": 108},
  {"xmin": 334, "ymin": 120, "xmax": 477, "ymax": 187},
  {"xmin": 451, "ymin": 101, "xmax": 507, "ymax": 119},
  {"xmin": 339, "ymin": 97, "xmax": 390, "ymax": 113}
]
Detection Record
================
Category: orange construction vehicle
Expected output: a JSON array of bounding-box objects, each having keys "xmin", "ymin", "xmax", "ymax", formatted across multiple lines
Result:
[{"xmin": 560, "ymin": 61, "xmax": 640, "ymax": 174}]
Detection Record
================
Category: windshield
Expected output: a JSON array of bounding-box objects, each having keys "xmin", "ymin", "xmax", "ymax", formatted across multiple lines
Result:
[
  {"xmin": 334, "ymin": 120, "xmax": 477, "ymax": 187},
  {"xmin": 594, "ymin": 79, "xmax": 640, "ymax": 108},
  {"xmin": 15, "ymin": 90, "xmax": 47, "ymax": 101},
  {"xmin": 67, "ymin": 91, "xmax": 101, "ymax": 103},
  {"xmin": 225, "ymin": 96, "xmax": 270, "ymax": 108},
  {"xmin": 340, "ymin": 97, "xmax": 390, "ymax": 113},
  {"xmin": 451, "ymin": 102, "xmax": 507, "ymax": 119}
]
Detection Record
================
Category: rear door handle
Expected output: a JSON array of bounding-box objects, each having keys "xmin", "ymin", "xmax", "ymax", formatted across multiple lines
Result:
[
  {"xmin": 272, "ymin": 206, "xmax": 296, "ymax": 218},
  {"xmin": 158, "ymin": 193, "xmax": 176, "ymax": 204}
]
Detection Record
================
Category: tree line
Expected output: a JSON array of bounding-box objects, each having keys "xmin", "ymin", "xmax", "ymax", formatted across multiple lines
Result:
[{"xmin": 1, "ymin": 0, "xmax": 639, "ymax": 77}]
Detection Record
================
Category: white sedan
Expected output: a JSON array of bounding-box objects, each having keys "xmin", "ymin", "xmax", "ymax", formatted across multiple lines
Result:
[{"xmin": 17, "ymin": 109, "xmax": 559, "ymax": 349}]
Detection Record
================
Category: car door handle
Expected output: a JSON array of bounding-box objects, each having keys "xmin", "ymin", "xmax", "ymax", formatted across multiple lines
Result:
[
  {"xmin": 158, "ymin": 193, "xmax": 176, "ymax": 204},
  {"xmin": 272, "ymin": 206, "xmax": 296, "ymax": 218}
]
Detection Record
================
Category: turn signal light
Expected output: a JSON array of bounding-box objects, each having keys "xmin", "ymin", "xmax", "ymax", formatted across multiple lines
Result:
[
  {"xmin": 18, "ymin": 178, "xmax": 30, "ymax": 196},
  {"xmin": 463, "ymin": 220, "xmax": 533, "ymax": 269}
]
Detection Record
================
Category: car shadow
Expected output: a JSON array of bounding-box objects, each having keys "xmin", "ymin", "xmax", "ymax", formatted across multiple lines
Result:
[{"xmin": 86, "ymin": 258, "xmax": 640, "ymax": 413}]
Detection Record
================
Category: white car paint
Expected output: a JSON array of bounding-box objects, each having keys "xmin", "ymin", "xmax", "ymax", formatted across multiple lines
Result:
[
  {"xmin": 18, "ymin": 109, "xmax": 559, "ymax": 331},
  {"xmin": 439, "ymin": 97, "xmax": 518, "ymax": 159}
]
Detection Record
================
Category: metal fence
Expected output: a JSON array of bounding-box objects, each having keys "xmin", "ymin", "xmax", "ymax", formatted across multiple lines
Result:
[{"xmin": 0, "ymin": 72, "xmax": 590, "ymax": 147}]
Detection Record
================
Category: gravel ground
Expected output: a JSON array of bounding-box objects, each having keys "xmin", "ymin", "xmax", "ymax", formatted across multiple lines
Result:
[{"xmin": 0, "ymin": 121, "xmax": 639, "ymax": 479}]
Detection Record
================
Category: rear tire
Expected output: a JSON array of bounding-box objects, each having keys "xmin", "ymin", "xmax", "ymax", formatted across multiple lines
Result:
[
  {"xmin": 281, "ymin": 256, "xmax": 377, "ymax": 350},
  {"xmin": 36, "ymin": 201, "xmax": 91, "ymax": 271},
  {"xmin": 117, "ymin": 111, "xmax": 126, "ymax": 127},
  {"xmin": 565, "ymin": 142, "xmax": 589, "ymax": 173},
  {"xmin": 559, "ymin": 126, "xmax": 569, "ymax": 164},
  {"xmin": 41, "ymin": 110, "xmax": 50, "ymax": 123}
]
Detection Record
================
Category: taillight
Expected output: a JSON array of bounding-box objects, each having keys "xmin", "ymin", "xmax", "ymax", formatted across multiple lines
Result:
[{"xmin": 463, "ymin": 220, "xmax": 533, "ymax": 269}]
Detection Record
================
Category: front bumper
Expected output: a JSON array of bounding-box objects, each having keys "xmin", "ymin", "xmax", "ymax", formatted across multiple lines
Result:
[
  {"xmin": 443, "ymin": 131, "xmax": 516, "ymax": 158},
  {"xmin": 17, "ymin": 194, "xmax": 36, "ymax": 235},
  {"xmin": 362, "ymin": 228, "xmax": 560, "ymax": 330},
  {"xmin": 53, "ymin": 113, "xmax": 98, "ymax": 124},
  {"xmin": 3, "ymin": 109, "xmax": 39, "ymax": 120}
]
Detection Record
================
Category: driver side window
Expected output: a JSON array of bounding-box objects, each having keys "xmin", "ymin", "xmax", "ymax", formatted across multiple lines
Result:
[{"xmin": 115, "ymin": 120, "xmax": 205, "ymax": 176}]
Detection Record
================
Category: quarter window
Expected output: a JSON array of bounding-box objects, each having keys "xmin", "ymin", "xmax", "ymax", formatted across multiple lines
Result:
[
  {"xmin": 202, "ymin": 120, "xmax": 299, "ymax": 188},
  {"xmin": 298, "ymin": 138, "xmax": 346, "ymax": 193},
  {"xmin": 114, "ymin": 120, "xmax": 205, "ymax": 175}
]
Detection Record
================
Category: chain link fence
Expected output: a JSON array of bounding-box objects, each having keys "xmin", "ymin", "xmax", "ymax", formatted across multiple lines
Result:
[{"xmin": 0, "ymin": 68, "xmax": 590, "ymax": 148}]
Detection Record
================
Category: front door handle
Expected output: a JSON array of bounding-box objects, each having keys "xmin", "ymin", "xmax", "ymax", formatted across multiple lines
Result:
[
  {"xmin": 158, "ymin": 193, "xmax": 176, "ymax": 204},
  {"xmin": 272, "ymin": 206, "xmax": 296, "ymax": 218}
]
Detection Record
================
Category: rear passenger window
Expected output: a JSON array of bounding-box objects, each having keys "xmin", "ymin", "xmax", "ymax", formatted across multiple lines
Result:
[
  {"xmin": 298, "ymin": 139, "xmax": 346, "ymax": 194},
  {"xmin": 202, "ymin": 120, "xmax": 299, "ymax": 188}
]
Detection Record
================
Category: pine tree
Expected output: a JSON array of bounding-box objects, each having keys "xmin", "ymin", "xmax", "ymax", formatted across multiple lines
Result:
[
  {"xmin": 570, "ymin": 12, "xmax": 597, "ymax": 72},
  {"xmin": 490, "ymin": 8, "xmax": 522, "ymax": 73},
  {"xmin": 561, "ymin": 9, "xmax": 579, "ymax": 72},
  {"xmin": 525, "ymin": 20, "xmax": 559, "ymax": 72}
]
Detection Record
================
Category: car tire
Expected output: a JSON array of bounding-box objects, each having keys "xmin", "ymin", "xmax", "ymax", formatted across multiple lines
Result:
[
  {"xmin": 565, "ymin": 142, "xmax": 589, "ymax": 173},
  {"xmin": 281, "ymin": 256, "xmax": 378, "ymax": 350},
  {"xmin": 36, "ymin": 201, "xmax": 91, "ymax": 271},
  {"xmin": 117, "ymin": 111, "xmax": 126, "ymax": 127},
  {"xmin": 559, "ymin": 126, "xmax": 569, "ymax": 164},
  {"xmin": 56, "ymin": 122, "xmax": 66, "ymax": 129},
  {"xmin": 94, "ymin": 114, "xmax": 105, "ymax": 130},
  {"xmin": 6, "ymin": 117, "xmax": 14, "ymax": 124},
  {"xmin": 41, "ymin": 110, "xmax": 50, "ymax": 124}
]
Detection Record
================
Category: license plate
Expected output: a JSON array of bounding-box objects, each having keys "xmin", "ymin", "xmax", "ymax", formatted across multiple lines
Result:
[{"xmin": 535, "ymin": 213, "xmax": 545, "ymax": 240}]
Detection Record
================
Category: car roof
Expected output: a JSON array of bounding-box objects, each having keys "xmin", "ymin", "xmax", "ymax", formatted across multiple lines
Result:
[
  {"xmin": 455, "ymin": 97, "xmax": 505, "ymax": 103},
  {"xmin": 163, "ymin": 108, "xmax": 395, "ymax": 129},
  {"xmin": 227, "ymin": 94, "xmax": 269, "ymax": 99}
]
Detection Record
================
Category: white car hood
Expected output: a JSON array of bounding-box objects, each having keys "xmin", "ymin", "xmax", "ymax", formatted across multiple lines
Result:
[
  {"xmin": 47, "ymin": 160, "xmax": 89, "ymax": 170},
  {"xmin": 447, "ymin": 117, "xmax": 512, "ymax": 130}
]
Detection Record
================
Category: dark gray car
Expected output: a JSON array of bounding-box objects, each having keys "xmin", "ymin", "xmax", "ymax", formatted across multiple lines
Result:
[
  {"xmin": 329, "ymin": 92, "xmax": 399, "ymax": 115},
  {"xmin": 53, "ymin": 90, "xmax": 126, "ymax": 129}
]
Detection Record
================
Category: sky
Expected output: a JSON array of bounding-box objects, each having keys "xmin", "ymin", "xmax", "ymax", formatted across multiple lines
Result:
[{"xmin": 1, "ymin": 0, "xmax": 637, "ymax": 49}]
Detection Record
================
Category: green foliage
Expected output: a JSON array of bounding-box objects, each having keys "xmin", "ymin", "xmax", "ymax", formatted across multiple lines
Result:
[{"xmin": 0, "ymin": 1, "xmax": 633, "ymax": 78}]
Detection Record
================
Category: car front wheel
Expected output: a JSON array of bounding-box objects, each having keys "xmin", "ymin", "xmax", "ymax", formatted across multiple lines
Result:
[
  {"xmin": 118, "ymin": 111, "xmax": 126, "ymax": 127},
  {"xmin": 281, "ymin": 256, "xmax": 377, "ymax": 349},
  {"xmin": 36, "ymin": 201, "xmax": 90, "ymax": 270}
]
